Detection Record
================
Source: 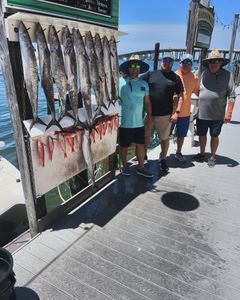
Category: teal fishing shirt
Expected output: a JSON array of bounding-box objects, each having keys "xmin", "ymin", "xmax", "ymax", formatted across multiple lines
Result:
[{"xmin": 118, "ymin": 77, "xmax": 149, "ymax": 128}]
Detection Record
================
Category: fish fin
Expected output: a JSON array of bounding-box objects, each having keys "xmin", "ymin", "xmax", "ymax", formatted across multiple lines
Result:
[
  {"xmin": 46, "ymin": 118, "xmax": 63, "ymax": 131},
  {"xmin": 30, "ymin": 117, "xmax": 47, "ymax": 130}
]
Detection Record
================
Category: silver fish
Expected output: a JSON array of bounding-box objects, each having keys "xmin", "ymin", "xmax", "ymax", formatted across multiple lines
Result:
[
  {"xmin": 62, "ymin": 26, "xmax": 81, "ymax": 126},
  {"xmin": 18, "ymin": 21, "xmax": 46, "ymax": 130},
  {"xmin": 72, "ymin": 28, "xmax": 93, "ymax": 126},
  {"xmin": 85, "ymin": 31, "xmax": 104, "ymax": 116},
  {"xmin": 102, "ymin": 36, "xmax": 115, "ymax": 107},
  {"xmin": 48, "ymin": 25, "xmax": 72, "ymax": 122},
  {"xmin": 94, "ymin": 33, "xmax": 108, "ymax": 111},
  {"xmin": 82, "ymin": 129, "xmax": 95, "ymax": 187},
  {"xmin": 35, "ymin": 23, "xmax": 62, "ymax": 131},
  {"xmin": 109, "ymin": 36, "xmax": 119, "ymax": 101}
]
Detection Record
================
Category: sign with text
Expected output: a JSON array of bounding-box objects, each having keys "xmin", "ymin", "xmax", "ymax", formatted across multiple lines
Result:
[
  {"xmin": 194, "ymin": 5, "xmax": 214, "ymax": 48},
  {"xmin": 5, "ymin": 0, "xmax": 119, "ymax": 28}
]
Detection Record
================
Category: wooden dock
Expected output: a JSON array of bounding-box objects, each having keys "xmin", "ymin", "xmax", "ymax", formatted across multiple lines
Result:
[{"xmin": 11, "ymin": 88, "xmax": 240, "ymax": 299}]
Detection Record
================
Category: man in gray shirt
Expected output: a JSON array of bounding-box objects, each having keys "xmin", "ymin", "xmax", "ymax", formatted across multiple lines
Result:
[{"xmin": 193, "ymin": 50, "xmax": 236, "ymax": 167}]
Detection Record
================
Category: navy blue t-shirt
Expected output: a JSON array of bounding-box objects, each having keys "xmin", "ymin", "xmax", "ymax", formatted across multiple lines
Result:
[{"xmin": 142, "ymin": 70, "xmax": 183, "ymax": 116}]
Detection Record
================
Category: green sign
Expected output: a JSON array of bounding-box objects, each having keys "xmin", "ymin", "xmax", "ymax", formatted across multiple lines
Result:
[
  {"xmin": 6, "ymin": 0, "xmax": 119, "ymax": 28},
  {"xmin": 194, "ymin": 5, "xmax": 214, "ymax": 48}
]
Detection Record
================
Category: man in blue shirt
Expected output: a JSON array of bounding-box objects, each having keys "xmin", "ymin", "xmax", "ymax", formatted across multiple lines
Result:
[{"xmin": 118, "ymin": 59, "xmax": 153, "ymax": 178}]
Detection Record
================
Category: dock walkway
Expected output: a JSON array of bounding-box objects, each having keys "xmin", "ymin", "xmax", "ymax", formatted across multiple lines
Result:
[{"xmin": 12, "ymin": 88, "xmax": 240, "ymax": 300}]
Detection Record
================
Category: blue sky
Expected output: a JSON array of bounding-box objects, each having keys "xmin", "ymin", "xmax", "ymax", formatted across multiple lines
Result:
[{"xmin": 118, "ymin": 0, "xmax": 240, "ymax": 54}]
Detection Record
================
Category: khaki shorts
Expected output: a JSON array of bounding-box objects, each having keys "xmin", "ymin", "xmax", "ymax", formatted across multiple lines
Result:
[{"xmin": 145, "ymin": 115, "xmax": 171, "ymax": 141}]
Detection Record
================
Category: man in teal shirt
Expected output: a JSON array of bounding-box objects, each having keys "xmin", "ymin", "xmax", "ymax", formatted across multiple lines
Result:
[{"xmin": 118, "ymin": 59, "xmax": 153, "ymax": 178}]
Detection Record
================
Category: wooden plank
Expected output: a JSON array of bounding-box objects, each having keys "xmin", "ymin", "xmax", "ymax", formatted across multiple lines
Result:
[
  {"xmin": 96, "ymin": 225, "xmax": 240, "ymax": 291},
  {"xmin": 72, "ymin": 236, "xmax": 222, "ymax": 300},
  {"xmin": 0, "ymin": 1, "xmax": 38, "ymax": 236},
  {"xmin": 153, "ymin": 42, "xmax": 160, "ymax": 71},
  {"xmin": 65, "ymin": 243, "xmax": 184, "ymax": 300}
]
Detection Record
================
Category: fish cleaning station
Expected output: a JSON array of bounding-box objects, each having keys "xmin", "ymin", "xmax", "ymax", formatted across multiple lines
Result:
[{"xmin": 1, "ymin": 1, "xmax": 240, "ymax": 299}]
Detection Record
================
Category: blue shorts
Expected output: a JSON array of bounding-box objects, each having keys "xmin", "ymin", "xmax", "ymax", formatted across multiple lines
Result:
[
  {"xmin": 176, "ymin": 116, "xmax": 190, "ymax": 137},
  {"xmin": 196, "ymin": 118, "xmax": 223, "ymax": 137}
]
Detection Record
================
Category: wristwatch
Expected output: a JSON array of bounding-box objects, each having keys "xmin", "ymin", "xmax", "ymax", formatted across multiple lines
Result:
[{"xmin": 176, "ymin": 110, "xmax": 180, "ymax": 114}]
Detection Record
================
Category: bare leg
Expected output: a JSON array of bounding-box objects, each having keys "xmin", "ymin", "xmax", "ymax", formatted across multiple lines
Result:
[
  {"xmin": 176, "ymin": 137, "xmax": 184, "ymax": 153},
  {"xmin": 199, "ymin": 135, "xmax": 207, "ymax": 155},
  {"xmin": 136, "ymin": 144, "xmax": 145, "ymax": 169},
  {"xmin": 210, "ymin": 136, "xmax": 219, "ymax": 159},
  {"xmin": 161, "ymin": 138, "xmax": 169, "ymax": 160},
  {"xmin": 119, "ymin": 146, "xmax": 128, "ymax": 168}
]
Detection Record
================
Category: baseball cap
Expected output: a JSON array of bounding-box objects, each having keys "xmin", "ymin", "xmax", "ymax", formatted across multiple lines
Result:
[
  {"xmin": 162, "ymin": 52, "xmax": 174, "ymax": 60},
  {"xmin": 180, "ymin": 53, "xmax": 193, "ymax": 63}
]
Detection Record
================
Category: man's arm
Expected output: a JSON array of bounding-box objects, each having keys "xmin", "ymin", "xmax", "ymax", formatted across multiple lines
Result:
[
  {"xmin": 224, "ymin": 100, "xmax": 235, "ymax": 123},
  {"xmin": 144, "ymin": 95, "xmax": 152, "ymax": 128},
  {"xmin": 171, "ymin": 92, "xmax": 184, "ymax": 123}
]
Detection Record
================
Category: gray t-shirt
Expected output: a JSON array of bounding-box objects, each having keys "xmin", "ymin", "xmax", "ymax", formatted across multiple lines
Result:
[{"xmin": 198, "ymin": 68, "xmax": 236, "ymax": 120}]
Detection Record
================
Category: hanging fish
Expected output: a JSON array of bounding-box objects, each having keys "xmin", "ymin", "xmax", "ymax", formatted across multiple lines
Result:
[
  {"xmin": 103, "ymin": 36, "xmax": 116, "ymax": 107},
  {"xmin": 35, "ymin": 23, "xmax": 62, "ymax": 131},
  {"xmin": 94, "ymin": 33, "xmax": 108, "ymax": 111},
  {"xmin": 109, "ymin": 35, "xmax": 119, "ymax": 102},
  {"xmin": 72, "ymin": 28, "xmax": 93, "ymax": 126},
  {"xmin": 18, "ymin": 22, "xmax": 46, "ymax": 130},
  {"xmin": 62, "ymin": 26, "xmax": 81, "ymax": 126},
  {"xmin": 47, "ymin": 135, "xmax": 55, "ymax": 161},
  {"xmin": 58, "ymin": 133, "xmax": 67, "ymax": 158},
  {"xmin": 48, "ymin": 25, "xmax": 73, "ymax": 122},
  {"xmin": 75, "ymin": 129, "xmax": 83, "ymax": 151},
  {"xmin": 85, "ymin": 31, "xmax": 104, "ymax": 118},
  {"xmin": 82, "ymin": 129, "xmax": 95, "ymax": 187},
  {"xmin": 36, "ymin": 139, "xmax": 45, "ymax": 167},
  {"xmin": 65, "ymin": 132, "xmax": 75, "ymax": 153}
]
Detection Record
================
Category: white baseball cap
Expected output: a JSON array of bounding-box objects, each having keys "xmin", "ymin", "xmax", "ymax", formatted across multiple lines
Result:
[{"xmin": 180, "ymin": 53, "xmax": 193, "ymax": 63}]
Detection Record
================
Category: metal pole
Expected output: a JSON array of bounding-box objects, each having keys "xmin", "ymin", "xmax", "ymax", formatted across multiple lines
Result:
[{"xmin": 227, "ymin": 13, "xmax": 239, "ymax": 71}]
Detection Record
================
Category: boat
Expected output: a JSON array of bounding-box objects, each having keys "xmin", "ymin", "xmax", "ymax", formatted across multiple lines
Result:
[{"xmin": 0, "ymin": 142, "xmax": 27, "ymax": 247}]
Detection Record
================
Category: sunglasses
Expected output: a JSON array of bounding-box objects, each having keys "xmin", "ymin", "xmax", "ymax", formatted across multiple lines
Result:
[
  {"xmin": 163, "ymin": 59, "xmax": 173, "ymax": 64},
  {"xmin": 181, "ymin": 60, "xmax": 192, "ymax": 65},
  {"xmin": 208, "ymin": 59, "xmax": 222, "ymax": 64},
  {"xmin": 129, "ymin": 64, "xmax": 141, "ymax": 69}
]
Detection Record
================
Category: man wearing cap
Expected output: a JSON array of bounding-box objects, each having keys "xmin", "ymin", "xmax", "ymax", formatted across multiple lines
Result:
[
  {"xmin": 118, "ymin": 59, "xmax": 153, "ymax": 178},
  {"xmin": 142, "ymin": 52, "xmax": 184, "ymax": 172},
  {"xmin": 174, "ymin": 53, "xmax": 199, "ymax": 162},
  {"xmin": 193, "ymin": 49, "xmax": 236, "ymax": 167}
]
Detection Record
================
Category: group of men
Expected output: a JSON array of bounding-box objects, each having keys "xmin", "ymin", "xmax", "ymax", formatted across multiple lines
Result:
[{"xmin": 118, "ymin": 50, "xmax": 236, "ymax": 178}]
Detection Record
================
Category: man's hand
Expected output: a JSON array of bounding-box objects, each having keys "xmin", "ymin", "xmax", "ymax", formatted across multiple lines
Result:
[
  {"xmin": 224, "ymin": 112, "xmax": 232, "ymax": 123},
  {"xmin": 170, "ymin": 112, "xmax": 179, "ymax": 123},
  {"xmin": 145, "ymin": 115, "xmax": 153, "ymax": 129}
]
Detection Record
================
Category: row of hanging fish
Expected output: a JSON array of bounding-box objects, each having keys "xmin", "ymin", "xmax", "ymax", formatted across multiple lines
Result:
[
  {"xmin": 18, "ymin": 21, "xmax": 119, "ymax": 131},
  {"xmin": 36, "ymin": 114, "xmax": 119, "ymax": 167}
]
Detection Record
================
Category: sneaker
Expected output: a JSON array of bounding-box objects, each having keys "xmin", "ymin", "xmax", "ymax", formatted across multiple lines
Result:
[
  {"xmin": 121, "ymin": 166, "xmax": 131, "ymax": 176},
  {"xmin": 160, "ymin": 159, "xmax": 169, "ymax": 172},
  {"xmin": 208, "ymin": 157, "xmax": 216, "ymax": 168},
  {"xmin": 137, "ymin": 168, "xmax": 153, "ymax": 178},
  {"xmin": 175, "ymin": 152, "xmax": 186, "ymax": 163},
  {"xmin": 192, "ymin": 153, "xmax": 206, "ymax": 162}
]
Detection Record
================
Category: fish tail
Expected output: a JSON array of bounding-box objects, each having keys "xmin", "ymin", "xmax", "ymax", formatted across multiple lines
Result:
[
  {"xmin": 30, "ymin": 117, "xmax": 47, "ymax": 130},
  {"xmin": 58, "ymin": 111, "xmax": 75, "ymax": 122},
  {"xmin": 46, "ymin": 118, "xmax": 63, "ymax": 131}
]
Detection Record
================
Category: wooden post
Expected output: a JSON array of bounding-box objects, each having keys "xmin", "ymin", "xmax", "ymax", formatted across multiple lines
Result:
[
  {"xmin": 0, "ymin": 2, "xmax": 39, "ymax": 236},
  {"xmin": 186, "ymin": 0, "xmax": 200, "ymax": 54},
  {"xmin": 153, "ymin": 42, "xmax": 160, "ymax": 71},
  {"xmin": 227, "ymin": 13, "xmax": 239, "ymax": 71}
]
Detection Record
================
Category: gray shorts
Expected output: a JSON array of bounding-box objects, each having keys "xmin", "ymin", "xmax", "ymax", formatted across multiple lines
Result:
[{"xmin": 145, "ymin": 115, "xmax": 171, "ymax": 141}]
